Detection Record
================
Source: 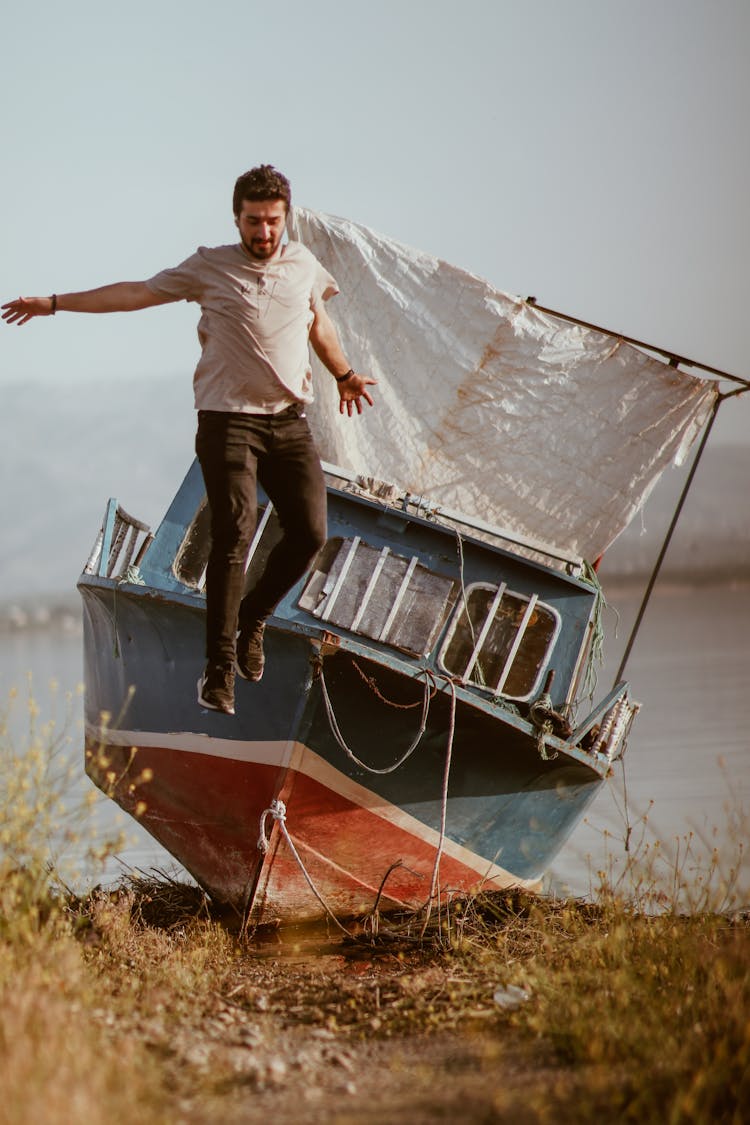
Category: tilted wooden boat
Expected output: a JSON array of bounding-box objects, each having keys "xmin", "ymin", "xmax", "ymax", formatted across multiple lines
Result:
[
  {"xmin": 80, "ymin": 461, "xmax": 635, "ymax": 923},
  {"xmin": 79, "ymin": 209, "xmax": 732, "ymax": 925}
]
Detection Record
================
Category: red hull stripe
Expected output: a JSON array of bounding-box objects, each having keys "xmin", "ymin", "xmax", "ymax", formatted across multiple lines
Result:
[{"xmin": 88, "ymin": 723, "xmax": 537, "ymax": 893}]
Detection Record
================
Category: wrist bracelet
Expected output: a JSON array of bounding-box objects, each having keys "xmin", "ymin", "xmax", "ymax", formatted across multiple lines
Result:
[
  {"xmin": 50, "ymin": 294, "xmax": 57, "ymax": 315},
  {"xmin": 335, "ymin": 368, "xmax": 354, "ymax": 383}
]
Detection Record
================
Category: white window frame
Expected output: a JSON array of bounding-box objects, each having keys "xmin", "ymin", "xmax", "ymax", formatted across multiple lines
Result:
[{"xmin": 438, "ymin": 581, "xmax": 561, "ymax": 702}]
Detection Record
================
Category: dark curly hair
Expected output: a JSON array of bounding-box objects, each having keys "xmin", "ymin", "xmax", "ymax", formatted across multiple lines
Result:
[{"xmin": 232, "ymin": 165, "xmax": 292, "ymax": 216}]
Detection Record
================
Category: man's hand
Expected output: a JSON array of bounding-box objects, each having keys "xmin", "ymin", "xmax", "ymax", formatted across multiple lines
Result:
[
  {"xmin": 309, "ymin": 306, "xmax": 377, "ymax": 417},
  {"xmin": 1, "ymin": 296, "xmax": 55, "ymax": 325},
  {"xmin": 3, "ymin": 283, "xmax": 174, "ymax": 325},
  {"xmin": 337, "ymin": 371, "xmax": 377, "ymax": 417}
]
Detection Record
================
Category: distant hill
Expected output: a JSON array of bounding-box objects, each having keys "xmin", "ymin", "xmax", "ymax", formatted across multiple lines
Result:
[
  {"xmin": 1, "ymin": 375, "xmax": 748, "ymax": 610},
  {"xmin": 0, "ymin": 375, "xmax": 195, "ymax": 600}
]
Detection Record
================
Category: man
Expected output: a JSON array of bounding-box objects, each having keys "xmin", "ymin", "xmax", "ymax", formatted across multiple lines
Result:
[{"xmin": 2, "ymin": 164, "xmax": 376, "ymax": 715}]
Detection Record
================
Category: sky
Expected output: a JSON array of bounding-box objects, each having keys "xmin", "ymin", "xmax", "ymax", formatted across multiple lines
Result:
[{"xmin": 2, "ymin": 0, "xmax": 749, "ymax": 441}]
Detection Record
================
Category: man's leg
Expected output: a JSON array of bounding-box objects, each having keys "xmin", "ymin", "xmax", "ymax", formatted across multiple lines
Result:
[
  {"xmin": 196, "ymin": 412, "xmax": 261, "ymax": 708},
  {"xmin": 237, "ymin": 412, "xmax": 327, "ymax": 679}
]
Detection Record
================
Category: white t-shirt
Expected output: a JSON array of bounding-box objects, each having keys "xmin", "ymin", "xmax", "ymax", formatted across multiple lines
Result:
[{"xmin": 146, "ymin": 241, "xmax": 338, "ymax": 414}]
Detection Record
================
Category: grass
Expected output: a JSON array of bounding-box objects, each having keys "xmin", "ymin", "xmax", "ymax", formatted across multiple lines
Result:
[
  {"xmin": 462, "ymin": 895, "xmax": 749, "ymax": 1122},
  {"xmin": 0, "ymin": 689, "xmax": 748, "ymax": 1123},
  {"xmin": 0, "ymin": 682, "xmax": 130, "ymax": 939}
]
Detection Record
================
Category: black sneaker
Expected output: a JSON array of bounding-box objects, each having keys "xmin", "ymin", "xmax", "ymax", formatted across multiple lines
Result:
[
  {"xmin": 197, "ymin": 662, "xmax": 235, "ymax": 715},
  {"xmin": 236, "ymin": 620, "xmax": 266, "ymax": 682}
]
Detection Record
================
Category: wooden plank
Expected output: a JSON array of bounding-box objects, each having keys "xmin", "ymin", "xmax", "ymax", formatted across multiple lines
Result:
[
  {"xmin": 351, "ymin": 546, "xmax": 391, "ymax": 631},
  {"xmin": 379, "ymin": 555, "xmax": 419, "ymax": 642},
  {"xmin": 98, "ymin": 498, "xmax": 119, "ymax": 578},
  {"xmin": 317, "ymin": 537, "xmax": 361, "ymax": 622}
]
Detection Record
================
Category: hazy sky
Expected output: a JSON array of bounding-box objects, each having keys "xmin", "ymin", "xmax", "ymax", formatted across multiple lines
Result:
[{"xmin": 2, "ymin": 0, "xmax": 749, "ymax": 439}]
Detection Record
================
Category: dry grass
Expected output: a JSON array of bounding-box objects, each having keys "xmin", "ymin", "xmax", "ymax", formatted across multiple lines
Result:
[
  {"xmin": 61, "ymin": 880, "xmax": 749, "ymax": 1122},
  {"xmin": 0, "ymin": 931, "xmax": 167, "ymax": 1125},
  {"xmin": 0, "ymin": 690, "xmax": 748, "ymax": 1123}
]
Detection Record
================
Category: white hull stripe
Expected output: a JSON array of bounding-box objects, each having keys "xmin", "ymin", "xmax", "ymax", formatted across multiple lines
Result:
[
  {"xmin": 86, "ymin": 722, "xmax": 298, "ymax": 768},
  {"xmin": 87, "ymin": 722, "xmax": 537, "ymax": 890}
]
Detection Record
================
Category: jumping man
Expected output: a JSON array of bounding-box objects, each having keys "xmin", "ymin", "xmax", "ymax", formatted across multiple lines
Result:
[{"xmin": 2, "ymin": 165, "xmax": 376, "ymax": 715}]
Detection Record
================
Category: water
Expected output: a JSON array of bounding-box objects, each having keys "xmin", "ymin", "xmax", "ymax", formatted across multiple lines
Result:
[
  {"xmin": 1, "ymin": 582, "xmax": 748, "ymax": 904},
  {"xmin": 0, "ymin": 620, "xmax": 178, "ymax": 882},
  {"xmin": 551, "ymin": 581, "xmax": 750, "ymax": 903}
]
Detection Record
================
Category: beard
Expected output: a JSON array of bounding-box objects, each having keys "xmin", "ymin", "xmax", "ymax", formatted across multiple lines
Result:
[{"xmin": 241, "ymin": 234, "xmax": 281, "ymax": 260}]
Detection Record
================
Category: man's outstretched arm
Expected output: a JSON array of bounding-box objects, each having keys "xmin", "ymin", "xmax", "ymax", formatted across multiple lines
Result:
[{"xmin": 2, "ymin": 282, "xmax": 176, "ymax": 326}]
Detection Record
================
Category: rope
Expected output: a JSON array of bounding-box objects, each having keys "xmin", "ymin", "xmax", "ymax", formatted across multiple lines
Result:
[
  {"xmin": 529, "ymin": 693, "xmax": 560, "ymax": 761},
  {"xmin": 256, "ymin": 798, "xmax": 352, "ymax": 936},
  {"xmin": 257, "ymin": 798, "xmax": 285, "ymax": 854},
  {"xmin": 351, "ymin": 658, "xmax": 437, "ymax": 710},
  {"xmin": 257, "ymin": 674, "xmax": 459, "ymax": 941},
  {"xmin": 319, "ymin": 663, "xmax": 435, "ymax": 774},
  {"xmin": 535, "ymin": 719, "xmax": 558, "ymax": 761},
  {"xmin": 453, "ymin": 529, "xmax": 487, "ymax": 688},
  {"xmin": 580, "ymin": 561, "xmax": 609, "ymax": 705},
  {"xmin": 419, "ymin": 676, "xmax": 457, "ymax": 938}
]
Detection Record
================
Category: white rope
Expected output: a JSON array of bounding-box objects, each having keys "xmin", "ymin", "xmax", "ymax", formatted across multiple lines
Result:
[
  {"xmin": 256, "ymin": 797, "xmax": 352, "ymax": 935},
  {"xmin": 319, "ymin": 664, "xmax": 434, "ymax": 774},
  {"xmin": 257, "ymin": 798, "xmax": 286, "ymax": 854},
  {"xmin": 419, "ymin": 676, "xmax": 457, "ymax": 938},
  {"xmin": 454, "ymin": 529, "xmax": 488, "ymax": 688},
  {"xmin": 257, "ymin": 674, "xmax": 459, "ymax": 941}
]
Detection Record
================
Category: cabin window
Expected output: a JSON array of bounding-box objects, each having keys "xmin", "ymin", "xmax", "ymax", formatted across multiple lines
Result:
[
  {"xmin": 173, "ymin": 499, "xmax": 211, "ymax": 588},
  {"xmin": 242, "ymin": 504, "xmax": 283, "ymax": 595},
  {"xmin": 173, "ymin": 500, "xmax": 281, "ymax": 592},
  {"xmin": 299, "ymin": 537, "xmax": 457, "ymax": 657},
  {"xmin": 439, "ymin": 583, "xmax": 560, "ymax": 700}
]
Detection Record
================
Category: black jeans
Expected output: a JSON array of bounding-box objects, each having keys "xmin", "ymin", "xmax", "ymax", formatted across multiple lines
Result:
[{"xmin": 195, "ymin": 406, "xmax": 327, "ymax": 667}]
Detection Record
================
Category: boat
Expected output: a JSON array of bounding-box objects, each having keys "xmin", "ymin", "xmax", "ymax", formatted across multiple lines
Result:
[{"xmin": 79, "ymin": 209, "xmax": 742, "ymax": 926}]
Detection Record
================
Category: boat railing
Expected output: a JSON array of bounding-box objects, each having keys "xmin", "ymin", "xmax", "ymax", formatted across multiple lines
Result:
[
  {"xmin": 567, "ymin": 682, "xmax": 641, "ymax": 762},
  {"xmin": 84, "ymin": 498, "xmax": 153, "ymax": 581}
]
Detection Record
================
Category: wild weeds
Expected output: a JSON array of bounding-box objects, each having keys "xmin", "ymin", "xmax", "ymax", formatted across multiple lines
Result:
[
  {"xmin": 590, "ymin": 758, "xmax": 748, "ymax": 915},
  {"xmin": 0, "ymin": 686, "xmax": 172, "ymax": 1123},
  {"xmin": 0, "ymin": 682, "xmax": 128, "ymax": 940}
]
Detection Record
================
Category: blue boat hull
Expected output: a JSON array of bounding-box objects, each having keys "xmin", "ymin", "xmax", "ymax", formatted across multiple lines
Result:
[{"xmin": 80, "ymin": 580, "xmax": 606, "ymax": 923}]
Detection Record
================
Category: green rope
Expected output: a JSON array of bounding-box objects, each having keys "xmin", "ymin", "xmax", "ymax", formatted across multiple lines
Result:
[{"xmin": 579, "ymin": 561, "xmax": 611, "ymax": 705}]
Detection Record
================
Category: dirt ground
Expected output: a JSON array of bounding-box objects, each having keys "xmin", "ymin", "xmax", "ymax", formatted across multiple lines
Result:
[{"xmin": 100, "ymin": 929, "xmax": 592, "ymax": 1124}]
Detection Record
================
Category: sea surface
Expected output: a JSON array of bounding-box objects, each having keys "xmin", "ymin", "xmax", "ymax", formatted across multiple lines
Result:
[{"xmin": 1, "ymin": 582, "xmax": 748, "ymax": 907}]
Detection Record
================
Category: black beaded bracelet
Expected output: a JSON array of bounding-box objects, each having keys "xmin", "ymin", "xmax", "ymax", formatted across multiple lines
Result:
[
  {"xmin": 50, "ymin": 294, "xmax": 57, "ymax": 315},
  {"xmin": 335, "ymin": 369, "xmax": 354, "ymax": 383}
]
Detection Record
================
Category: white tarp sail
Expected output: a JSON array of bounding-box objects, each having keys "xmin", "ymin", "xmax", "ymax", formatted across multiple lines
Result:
[{"xmin": 289, "ymin": 208, "xmax": 718, "ymax": 562}]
